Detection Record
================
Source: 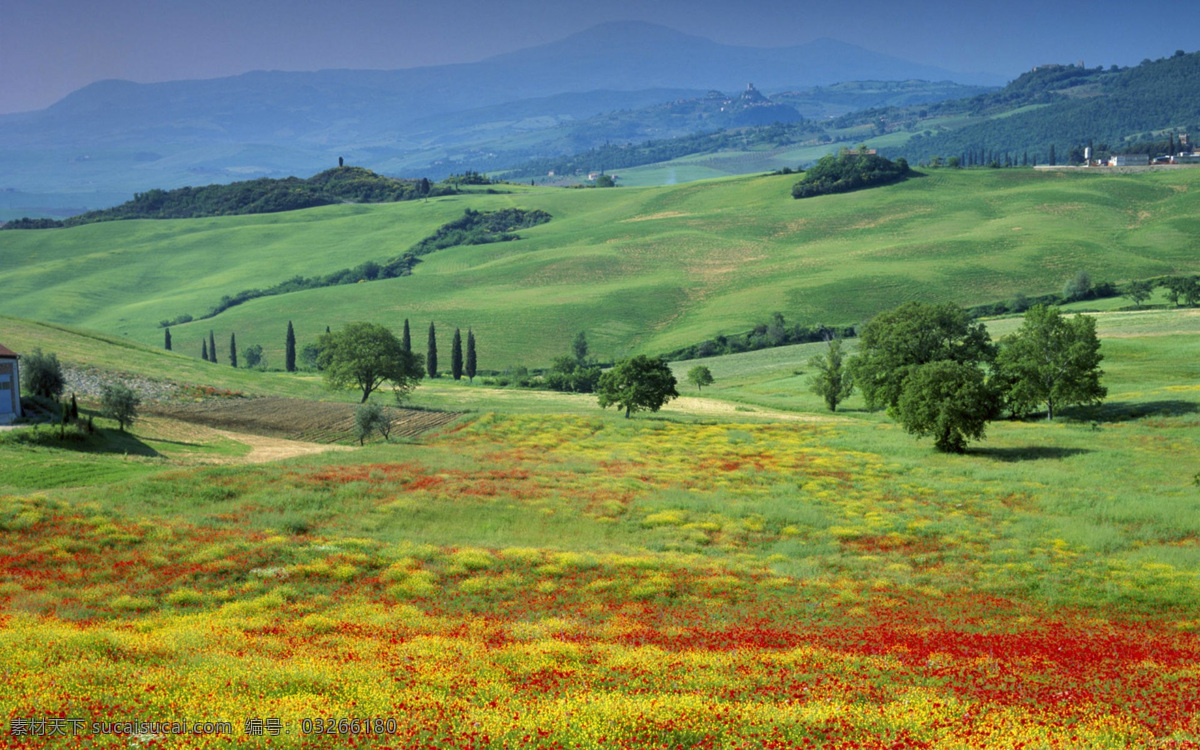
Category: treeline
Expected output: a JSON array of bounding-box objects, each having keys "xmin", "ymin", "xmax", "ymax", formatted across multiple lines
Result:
[
  {"xmin": 160, "ymin": 208, "xmax": 551, "ymax": 326},
  {"xmin": 3, "ymin": 167, "xmax": 450, "ymax": 229},
  {"xmin": 791, "ymin": 151, "xmax": 913, "ymax": 199},
  {"xmin": 664, "ymin": 313, "xmax": 857, "ymax": 361},
  {"xmin": 506, "ymin": 122, "xmax": 826, "ymax": 179}
]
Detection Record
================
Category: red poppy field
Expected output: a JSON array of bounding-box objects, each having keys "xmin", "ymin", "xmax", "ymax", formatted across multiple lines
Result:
[{"xmin": 2, "ymin": 410, "xmax": 1199, "ymax": 748}]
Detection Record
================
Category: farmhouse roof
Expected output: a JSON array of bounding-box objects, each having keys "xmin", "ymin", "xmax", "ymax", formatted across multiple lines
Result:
[{"xmin": 0, "ymin": 343, "xmax": 17, "ymax": 358}]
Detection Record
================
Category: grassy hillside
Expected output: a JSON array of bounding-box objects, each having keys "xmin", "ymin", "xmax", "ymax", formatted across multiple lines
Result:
[{"xmin": 3, "ymin": 169, "xmax": 1199, "ymax": 368}]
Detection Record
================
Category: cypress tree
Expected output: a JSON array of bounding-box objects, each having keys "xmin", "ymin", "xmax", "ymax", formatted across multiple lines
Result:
[
  {"xmin": 165, "ymin": 327, "xmax": 172, "ymax": 351},
  {"xmin": 466, "ymin": 329, "xmax": 477, "ymax": 383},
  {"xmin": 451, "ymin": 328, "xmax": 463, "ymax": 381},
  {"xmin": 285, "ymin": 321, "xmax": 296, "ymax": 372},
  {"xmin": 426, "ymin": 322, "xmax": 438, "ymax": 378},
  {"xmin": 402, "ymin": 319, "xmax": 411, "ymax": 352},
  {"xmin": 202, "ymin": 339, "xmax": 209, "ymax": 361},
  {"xmin": 1049, "ymin": 144, "xmax": 1056, "ymax": 166},
  {"xmin": 209, "ymin": 330, "xmax": 217, "ymax": 363},
  {"xmin": 230, "ymin": 333, "xmax": 238, "ymax": 368}
]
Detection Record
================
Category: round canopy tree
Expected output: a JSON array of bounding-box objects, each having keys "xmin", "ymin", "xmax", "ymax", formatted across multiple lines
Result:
[
  {"xmin": 597, "ymin": 355, "xmax": 679, "ymax": 418},
  {"xmin": 317, "ymin": 322, "xmax": 422, "ymax": 403},
  {"xmin": 895, "ymin": 360, "xmax": 999, "ymax": 453}
]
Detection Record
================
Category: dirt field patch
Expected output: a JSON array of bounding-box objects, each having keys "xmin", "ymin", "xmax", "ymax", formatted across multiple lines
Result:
[{"xmin": 147, "ymin": 397, "xmax": 461, "ymax": 443}]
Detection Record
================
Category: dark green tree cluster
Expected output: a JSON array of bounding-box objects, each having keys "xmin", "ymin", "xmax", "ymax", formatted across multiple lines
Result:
[
  {"xmin": 4, "ymin": 167, "xmax": 454, "ymax": 229},
  {"xmin": 1161, "ymin": 276, "xmax": 1200, "ymax": 307},
  {"xmin": 851, "ymin": 302, "xmax": 1105, "ymax": 452},
  {"xmin": 664, "ymin": 313, "xmax": 855, "ymax": 361},
  {"xmin": 544, "ymin": 332, "xmax": 602, "ymax": 393},
  {"xmin": 791, "ymin": 151, "xmax": 912, "ymax": 199}
]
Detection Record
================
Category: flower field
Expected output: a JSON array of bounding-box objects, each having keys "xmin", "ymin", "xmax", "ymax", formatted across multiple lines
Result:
[{"xmin": 3, "ymin": 413, "xmax": 1199, "ymax": 748}]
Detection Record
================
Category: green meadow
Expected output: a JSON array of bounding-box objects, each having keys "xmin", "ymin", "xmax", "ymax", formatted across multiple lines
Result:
[
  {"xmin": 3, "ymin": 68, "xmax": 1200, "ymax": 739},
  {"xmin": 2, "ymin": 168, "xmax": 1199, "ymax": 369}
]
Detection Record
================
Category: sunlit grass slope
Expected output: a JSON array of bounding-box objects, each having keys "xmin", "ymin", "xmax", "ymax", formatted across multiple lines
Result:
[
  {"xmin": 2, "ymin": 169, "xmax": 1199, "ymax": 367},
  {"xmin": 0, "ymin": 315, "xmax": 329, "ymax": 400}
]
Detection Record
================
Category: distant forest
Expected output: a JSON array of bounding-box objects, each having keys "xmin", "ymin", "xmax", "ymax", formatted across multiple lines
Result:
[
  {"xmin": 2, "ymin": 167, "xmax": 451, "ymax": 229},
  {"xmin": 895, "ymin": 51, "xmax": 1200, "ymax": 165}
]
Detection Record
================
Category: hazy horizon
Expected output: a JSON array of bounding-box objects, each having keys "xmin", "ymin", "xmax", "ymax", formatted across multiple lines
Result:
[{"xmin": 4, "ymin": 0, "xmax": 1196, "ymax": 115}]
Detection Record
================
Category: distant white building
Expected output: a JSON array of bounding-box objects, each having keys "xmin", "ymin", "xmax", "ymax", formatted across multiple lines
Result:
[
  {"xmin": 1109, "ymin": 154, "xmax": 1149, "ymax": 167},
  {"xmin": 0, "ymin": 343, "xmax": 22, "ymax": 424}
]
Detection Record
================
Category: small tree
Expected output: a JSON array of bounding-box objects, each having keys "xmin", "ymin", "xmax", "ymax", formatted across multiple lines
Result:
[
  {"xmin": 318, "ymin": 322, "xmax": 422, "ymax": 403},
  {"xmin": 1063, "ymin": 271, "xmax": 1092, "ymax": 302},
  {"xmin": 23, "ymin": 348, "xmax": 66, "ymax": 400},
  {"xmin": 402, "ymin": 319, "xmax": 412, "ymax": 353},
  {"xmin": 995, "ymin": 305, "xmax": 1106, "ymax": 420},
  {"xmin": 202, "ymin": 339, "xmax": 208, "ymax": 362},
  {"xmin": 573, "ymin": 331, "xmax": 589, "ymax": 362},
  {"xmin": 354, "ymin": 402, "xmax": 386, "ymax": 446},
  {"xmin": 209, "ymin": 331, "xmax": 217, "ymax": 363},
  {"xmin": 376, "ymin": 404, "xmax": 395, "ymax": 442},
  {"xmin": 69, "ymin": 393, "xmax": 79, "ymax": 419},
  {"xmin": 466, "ymin": 329, "xmax": 477, "ymax": 383},
  {"xmin": 285, "ymin": 321, "xmax": 297, "ymax": 372},
  {"xmin": 687, "ymin": 365, "xmax": 714, "ymax": 392},
  {"xmin": 229, "ymin": 333, "xmax": 238, "ymax": 368},
  {"xmin": 426, "ymin": 322, "xmax": 438, "ymax": 378},
  {"xmin": 165, "ymin": 327, "xmax": 172, "ymax": 351},
  {"xmin": 451, "ymin": 328, "xmax": 464, "ymax": 381},
  {"xmin": 244, "ymin": 344, "xmax": 265, "ymax": 369},
  {"xmin": 597, "ymin": 355, "xmax": 679, "ymax": 418},
  {"xmin": 1124, "ymin": 280, "xmax": 1153, "ymax": 309},
  {"xmin": 300, "ymin": 343, "xmax": 321, "ymax": 370},
  {"xmin": 100, "ymin": 383, "xmax": 140, "ymax": 432},
  {"xmin": 808, "ymin": 338, "xmax": 854, "ymax": 411},
  {"xmin": 895, "ymin": 360, "xmax": 998, "ymax": 453}
]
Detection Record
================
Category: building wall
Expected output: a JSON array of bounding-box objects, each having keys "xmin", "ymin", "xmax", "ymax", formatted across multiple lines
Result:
[{"xmin": 0, "ymin": 359, "xmax": 20, "ymax": 419}]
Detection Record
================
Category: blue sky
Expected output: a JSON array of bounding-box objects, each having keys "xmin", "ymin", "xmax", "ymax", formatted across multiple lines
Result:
[{"xmin": 3, "ymin": 0, "xmax": 1195, "ymax": 114}]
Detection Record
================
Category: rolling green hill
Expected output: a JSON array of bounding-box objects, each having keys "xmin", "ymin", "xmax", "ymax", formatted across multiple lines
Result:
[{"xmin": 2, "ymin": 168, "xmax": 1199, "ymax": 370}]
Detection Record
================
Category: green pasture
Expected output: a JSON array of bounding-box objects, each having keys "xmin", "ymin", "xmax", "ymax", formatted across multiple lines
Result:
[
  {"xmin": 2, "ymin": 168, "xmax": 1199, "ymax": 371},
  {"xmin": 2, "ymin": 306, "xmax": 1197, "ymax": 612}
]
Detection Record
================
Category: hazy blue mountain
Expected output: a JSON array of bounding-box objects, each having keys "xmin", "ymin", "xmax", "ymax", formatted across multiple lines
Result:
[{"xmin": 0, "ymin": 21, "xmax": 1000, "ymax": 205}]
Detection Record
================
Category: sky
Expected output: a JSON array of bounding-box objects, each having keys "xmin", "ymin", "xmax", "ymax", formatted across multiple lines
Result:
[{"xmin": 3, "ymin": 0, "xmax": 1196, "ymax": 115}]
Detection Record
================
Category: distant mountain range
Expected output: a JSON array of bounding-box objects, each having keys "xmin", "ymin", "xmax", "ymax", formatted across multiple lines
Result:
[{"xmin": 0, "ymin": 21, "xmax": 1001, "ymax": 209}]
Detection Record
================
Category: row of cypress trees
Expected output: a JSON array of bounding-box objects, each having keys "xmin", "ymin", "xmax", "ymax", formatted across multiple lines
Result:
[
  {"xmin": 417, "ymin": 319, "xmax": 477, "ymax": 381},
  {"xmin": 165, "ymin": 319, "xmax": 478, "ymax": 380}
]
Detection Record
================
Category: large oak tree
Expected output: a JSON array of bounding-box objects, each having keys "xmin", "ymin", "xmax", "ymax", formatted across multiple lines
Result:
[{"xmin": 317, "ymin": 322, "xmax": 422, "ymax": 403}]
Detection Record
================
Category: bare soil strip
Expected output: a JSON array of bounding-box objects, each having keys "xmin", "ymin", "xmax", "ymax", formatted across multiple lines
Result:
[{"xmin": 146, "ymin": 397, "xmax": 461, "ymax": 443}]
